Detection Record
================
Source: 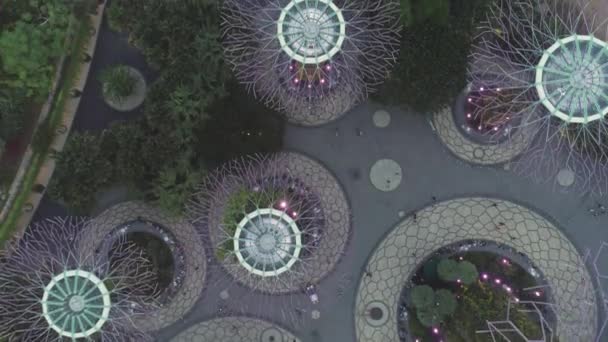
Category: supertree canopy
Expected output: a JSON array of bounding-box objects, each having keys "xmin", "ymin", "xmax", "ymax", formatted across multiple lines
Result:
[
  {"xmin": 187, "ymin": 152, "xmax": 350, "ymax": 294},
  {"xmin": 221, "ymin": 0, "xmax": 401, "ymax": 125},
  {"xmin": 469, "ymin": 0, "xmax": 608, "ymax": 193},
  {"xmin": 0, "ymin": 218, "xmax": 158, "ymax": 341}
]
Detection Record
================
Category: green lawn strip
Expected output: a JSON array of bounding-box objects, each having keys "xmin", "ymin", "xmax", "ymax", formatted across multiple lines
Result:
[{"xmin": 0, "ymin": 16, "xmax": 92, "ymax": 244}]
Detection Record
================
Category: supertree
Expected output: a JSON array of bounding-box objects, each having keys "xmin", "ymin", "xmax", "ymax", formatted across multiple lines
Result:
[
  {"xmin": 221, "ymin": 0, "xmax": 401, "ymax": 126},
  {"xmin": 469, "ymin": 0, "xmax": 608, "ymax": 194},
  {"xmin": 0, "ymin": 217, "xmax": 159, "ymax": 341},
  {"xmin": 187, "ymin": 152, "xmax": 351, "ymax": 326},
  {"xmin": 477, "ymin": 241, "xmax": 608, "ymax": 341}
]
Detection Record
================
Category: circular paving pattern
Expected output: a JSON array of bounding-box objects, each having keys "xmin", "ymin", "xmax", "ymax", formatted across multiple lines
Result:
[
  {"xmin": 193, "ymin": 152, "xmax": 351, "ymax": 293},
  {"xmin": 433, "ymin": 101, "xmax": 535, "ymax": 165},
  {"xmin": 557, "ymin": 168, "xmax": 576, "ymax": 187},
  {"xmin": 369, "ymin": 159, "xmax": 402, "ymax": 192},
  {"xmin": 80, "ymin": 201, "xmax": 207, "ymax": 332},
  {"xmin": 355, "ymin": 197, "xmax": 597, "ymax": 341},
  {"xmin": 170, "ymin": 316, "xmax": 300, "ymax": 342},
  {"xmin": 102, "ymin": 66, "xmax": 146, "ymax": 112},
  {"xmin": 536, "ymin": 35, "xmax": 608, "ymax": 124},
  {"xmin": 373, "ymin": 110, "xmax": 391, "ymax": 128}
]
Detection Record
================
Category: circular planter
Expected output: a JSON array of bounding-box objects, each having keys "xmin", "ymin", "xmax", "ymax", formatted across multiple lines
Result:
[
  {"xmin": 101, "ymin": 66, "xmax": 146, "ymax": 112},
  {"xmin": 355, "ymin": 197, "xmax": 597, "ymax": 342},
  {"xmin": 433, "ymin": 85, "xmax": 536, "ymax": 165},
  {"xmin": 79, "ymin": 201, "xmax": 207, "ymax": 331}
]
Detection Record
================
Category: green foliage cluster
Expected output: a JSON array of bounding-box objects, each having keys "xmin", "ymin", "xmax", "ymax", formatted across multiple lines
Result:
[
  {"xmin": 437, "ymin": 258, "xmax": 479, "ymax": 285},
  {"xmin": 410, "ymin": 285, "xmax": 457, "ymax": 327},
  {"xmin": 444, "ymin": 283, "xmax": 544, "ymax": 341},
  {"xmin": 0, "ymin": 89, "xmax": 26, "ymax": 146},
  {"xmin": 409, "ymin": 252, "xmax": 550, "ymax": 341},
  {"xmin": 98, "ymin": 65, "xmax": 137, "ymax": 104},
  {"xmin": 53, "ymin": 0, "xmax": 283, "ymax": 216},
  {"xmin": 49, "ymin": 132, "xmax": 113, "ymax": 213},
  {"xmin": 377, "ymin": 0, "xmax": 492, "ymax": 113},
  {"xmin": 0, "ymin": 0, "xmax": 75, "ymax": 99}
]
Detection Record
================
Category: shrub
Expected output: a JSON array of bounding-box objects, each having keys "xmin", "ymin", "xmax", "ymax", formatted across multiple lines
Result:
[
  {"xmin": 437, "ymin": 258, "xmax": 461, "ymax": 282},
  {"xmin": 49, "ymin": 132, "xmax": 113, "ymax": 213},
  {"xmin": 411, "ymin": 285, "xmax": 434, "ymax": 308},
  {"xmin": 98, "ymin": 65, "xmax": 137, "ymax": 104},
  {"xmin": 411, "ymin": 285, "xmax": 457, "ymax": 327},
  {"xmin": 438, "ymin": 258, "xmax": 479, "ymax": 285},
  {"xmin": 0, "ymin": 89, "xmax": 25, "ymax": 141}
]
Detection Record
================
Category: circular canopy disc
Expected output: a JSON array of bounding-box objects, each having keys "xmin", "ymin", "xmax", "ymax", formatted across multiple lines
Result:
[
  {"xmin": 536, "ymin": 35, "xmax": 608, "ymax": 124},
  {"xmin": 234, "ymin": 208, "xmax": 303, "ymax": 277},
  {"xmin": 41, "ymin": 269, "xmax": 111, "ymax": 338},
  {"xmin": 277, "ymin": 0, "xmax": 346, "ymax": 65}
]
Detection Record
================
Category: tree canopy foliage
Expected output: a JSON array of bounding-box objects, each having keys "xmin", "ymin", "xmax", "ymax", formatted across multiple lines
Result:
[
  {"xmin": 53, "ymin": 0, "xmax": 284, "ymax": 215},
  {"xmin": 376, "ymin": 0, "xmax": 492, "ymax": 113},
  {"xmin": 0, "ymin": 0, "xmax": 74, "ymax": 99}
]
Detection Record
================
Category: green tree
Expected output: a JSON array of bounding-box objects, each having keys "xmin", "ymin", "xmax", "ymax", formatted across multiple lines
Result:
[
  {"xmin": 411, "ymin": 285, "xmax": 435, "ymax": 308},
  {"xmin": 458, "ymin": 260, "xmax": 479, "ymax": 285},
  {"xmin": 149, "ymin": 156, "xmax": 204, "ymax": 217},
  {"xmin": 50, "ymin": 132, "xmax": 113, "ymax": 213},
  {"xmin": 98, "ymin": 65, "xmax": 137, "ymax": 104},
  {"xmin": 0, "ymin": 89, "xmax": 26, "ymax": 141},
  {"xmin": 375, "ymin": 0, "xmax": 491, "ymax": 114},
  {"xmin": 0, "ymin": 0, "xmax": 71, "ymax": 98},
  {"xmin": 437, "ymin": 258, "xmax": 460, "ymax": 282},
  {"xmin": 435, "ymin": 289, "xmax": 457, "ymax": 317},
  {"xmin": 417, "ymin": 307, "xmax": 441, "ymax": 328}
]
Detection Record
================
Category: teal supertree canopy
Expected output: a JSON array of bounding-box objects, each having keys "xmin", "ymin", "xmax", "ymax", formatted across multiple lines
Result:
[
  {"xmin": 469, "ymin": 0, "xmax": 608, "ymax": 194},
  {"xmin": 42, "ymin": 270, "xmax": 111, "ymax": 339},
  {"xmin": 536, "ymin": 35, "xmax": 608, "ymax": 124},
  {"xmin": 221, "ymin": 0, "xmax": 401, "ymax": 125},
  {"xmin": 0, "ymin": 218, "xmax": 158, "ymax": 341}
]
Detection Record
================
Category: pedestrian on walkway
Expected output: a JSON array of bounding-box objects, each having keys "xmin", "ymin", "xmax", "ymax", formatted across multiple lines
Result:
[{"xmin": 356, "ymin": 128, "xmax": 364, "ymax": 136}]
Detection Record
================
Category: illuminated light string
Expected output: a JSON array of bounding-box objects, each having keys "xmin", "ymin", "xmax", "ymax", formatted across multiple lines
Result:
[{"xmin": 413, "ymin": 256, "xmax": 544, "ymax": 341}]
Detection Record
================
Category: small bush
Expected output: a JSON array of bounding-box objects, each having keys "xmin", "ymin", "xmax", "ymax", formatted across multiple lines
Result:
[{"xmin": 99, "ymin": 65, "xmax": 137, "ymax": 104}]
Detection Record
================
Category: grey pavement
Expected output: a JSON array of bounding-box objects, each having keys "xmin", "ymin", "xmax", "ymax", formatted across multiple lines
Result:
[{"xmin": 278, "ymin": 101, "xmax": 608, "ymax": 342}]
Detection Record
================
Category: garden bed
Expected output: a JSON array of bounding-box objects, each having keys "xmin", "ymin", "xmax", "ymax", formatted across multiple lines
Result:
[{"xmin": 399, "ymin": 243, "xmax": 556, "ymax": 342}]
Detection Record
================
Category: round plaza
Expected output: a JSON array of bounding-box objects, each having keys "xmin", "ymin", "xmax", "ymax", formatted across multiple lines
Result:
[
  {"xmin": 80, "ymin": 201, "xmax": 207, "ymax": 332},
  {"xmin": 355, "ymin": 197, "xmax": 597, "ymax": 341}
]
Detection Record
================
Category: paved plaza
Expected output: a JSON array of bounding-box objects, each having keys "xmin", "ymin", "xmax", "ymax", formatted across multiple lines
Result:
[
  {"xmin": 355, "ymin": 197, "xmax": 596, "ymax": 341},
  {"xmin": 81, "ymin": 201, "xmax": 207, "ymax": 332},
  {"xmin": 24, "ymin": 3, "xmax": 608, "ymax": 340},
  {"xmin": 170, "ymin": 316, "xmax": 300, "ymax": 342}
]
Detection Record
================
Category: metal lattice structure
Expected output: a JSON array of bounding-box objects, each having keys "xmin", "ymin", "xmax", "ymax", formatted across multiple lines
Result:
[
  {"xmin": 478, "ymin": 241, "xmax": 608, "ymax": 342},
  {"xmin": 188, "ymin": 152, "xmax": 350, "ymax": 292},
  {"xmin": 187, "ymin": 152, "xmax": 351, "ymax": 327},
  {"xmin": 469, "ymin": 0, "xmax": 608, "ymax": 194},
  {"xmin": 0, "ymin": 218, "xmax": 158, "ymax": 341},
  {"xmin": 221, "ymin": 0, "xmax": 401, "ymax": 126}
]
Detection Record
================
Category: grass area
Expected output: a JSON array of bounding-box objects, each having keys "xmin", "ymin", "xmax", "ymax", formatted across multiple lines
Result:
[{"xmin": 0, "ymin": 15, "xmax": 93, "ymax": 245}]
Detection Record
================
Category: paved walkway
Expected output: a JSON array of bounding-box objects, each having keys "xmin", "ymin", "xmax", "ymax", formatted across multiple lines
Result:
[
  {"xmin": 193, "ymin": 152, "xmax": 351, "ymax": 294},
  {"xmin": 81, "ymin": 201, "xmax": 207, "ymax": 332},
  {"xmin": 170, "ymin": 316, "xmax": 300, "ymax": 342},
  {"xmin": 355, "ymin": 197, "xmax": 596, "ymax": 341},
  {"xmin": 281, "ymin": 102, "xmax": 608, "ymax": 342}
]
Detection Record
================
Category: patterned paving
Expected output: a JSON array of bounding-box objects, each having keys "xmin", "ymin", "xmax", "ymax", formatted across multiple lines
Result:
[
  {"xmin": 170, "ymin": 316, "xmax": 301, "ymax": 342},
  {"xmin": 433, "ymin": 105, "xmax": 534, "ymax": 165},
  {"xmin": 80, "ymin": 201, "xmax": 207, "ymax": 332},
  {"xmin": 355, "ymin": 197, "xmax": 597, "ymax": 341},
  {"xmin": 199, "ymin": 152, "xmax": 351, "ymax": 293}
]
